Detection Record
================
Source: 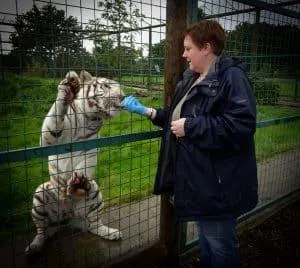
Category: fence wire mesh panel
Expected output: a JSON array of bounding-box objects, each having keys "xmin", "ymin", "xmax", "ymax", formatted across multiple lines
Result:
[
  {"xmin": 181, "ymin": 0, "xmax": 300, "ymax": 252},
  {"xmin": 0, "ymin": 0, "xmax": 166, "ymax": 267},
  {"xmin": 0, "ymin": 0, "xmax": 300, "ymax": 266}
]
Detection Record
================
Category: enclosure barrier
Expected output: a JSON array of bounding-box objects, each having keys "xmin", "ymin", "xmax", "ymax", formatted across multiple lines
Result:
[
  {"xmin": 0, "ymin": 115, "xmax": 299, "ymax": 267},
  {"xmin": 0, "ymin": 0, "xmax": 299, "ymax": 267}
]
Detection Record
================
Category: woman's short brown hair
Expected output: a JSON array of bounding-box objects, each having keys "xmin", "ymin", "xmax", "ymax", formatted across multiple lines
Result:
[{"xmin": 185, "ymin": 20, "xmax": 226, "ymax": 56}]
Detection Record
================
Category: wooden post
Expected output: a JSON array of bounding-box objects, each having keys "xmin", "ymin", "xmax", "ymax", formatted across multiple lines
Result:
[
  {"xmin": 164, "ymin": 0, "xmax": 187, "ymax": 105},
  {"xmin": 161, "ymin": 0, "xmax": 187, "ymax": 266}
]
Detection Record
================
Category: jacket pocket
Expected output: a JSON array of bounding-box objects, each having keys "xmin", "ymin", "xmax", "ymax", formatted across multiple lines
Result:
[
  {"xmin": 178, "ymin": 138, "xmax": 194, "ymax": 153},
  {"xmin": 212, "ymin": 155, "xmax": 243, "ymax": 210}
]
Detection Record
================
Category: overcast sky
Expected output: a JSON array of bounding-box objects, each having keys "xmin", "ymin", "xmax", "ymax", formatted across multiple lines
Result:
[
  {"xmin": 0, "ymin": 0, "xmax": 298, "ymax": 55},
  {"xmin": 0, "ymin": 0, "xmax": 167, "ymax": 55}
]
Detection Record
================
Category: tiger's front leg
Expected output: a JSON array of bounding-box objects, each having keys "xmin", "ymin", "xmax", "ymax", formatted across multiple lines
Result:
[
  {"xmin": 73, "ymin": 173, "xmax": 122, "ymax": 240},
  {"xmin": 87, "ymin": 194, "xmax": 122, "ymax": 240},
  {"xmin": 40, "ymin": 71, "xmax": 80, "ymax": 146}
]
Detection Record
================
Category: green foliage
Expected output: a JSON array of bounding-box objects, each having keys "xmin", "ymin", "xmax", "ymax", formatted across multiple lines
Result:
[
  {"xmin": 197, "ymin": 7, "xmax": 206, "ymax": 20},
  {"xmin": 149, "ymin": 6, "xmax": 206, "ymax": 73},
  {"xmin": 270, "ymin": 78, "xmax": 300, "ymax": 100},
  {"xmin": 151, "ymin": 39, "xmax": 165, "ymax": 73},
  {"xmin": 85, "ymin": 1, "xmax": 145, "ymax": 77},
  {"xmin": 225, "ymin": 22, "xmax": 300, "ymax": 74},
  {"xmin": 249, "ymin": 73, "xmax": 280, "ymax": 105},
  {"xmin": 8, "ymin": 4, "xmax": 90, "ymax": 74},
  {"xmin": 226, "ymin": 22, "xmax": 300, "ymax": 56},
  {"xmin": 97, "ymin": 0, "xmax": 143, "ymax": 33},
  {"xmin": 94, "ymin": 42, "xmax": 142, "ymax": 78}
]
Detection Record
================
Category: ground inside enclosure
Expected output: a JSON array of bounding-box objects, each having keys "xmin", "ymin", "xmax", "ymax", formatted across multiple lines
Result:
[
  {"xmin": 0, "ymin": 149, "xmax": 299, "ymax": 268},
  {"xmin": 181, "ymin": 199, "xmax": 300, "ymax": 268},
  {"xmin": 0, "ymin": 196, "xmax": 161, "ymax": 268},
  {"xmin": 239, "ymin": 199, "xmax": 300, "ymax": 268}
]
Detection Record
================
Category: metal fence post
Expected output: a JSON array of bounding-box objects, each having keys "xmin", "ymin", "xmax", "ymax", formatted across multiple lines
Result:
[
  {"xmin": 294, "ymin": 79, "xmax": 299, "ymax": 101},
  {"xmin": 187, "ymin": 0, "xmax": 198, "ymax": 25}
]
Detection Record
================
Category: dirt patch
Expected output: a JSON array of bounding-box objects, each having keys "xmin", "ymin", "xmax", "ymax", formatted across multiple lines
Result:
[{"xmin": 239, "ymin": 200, "xmax": 299, "ymax": 268}]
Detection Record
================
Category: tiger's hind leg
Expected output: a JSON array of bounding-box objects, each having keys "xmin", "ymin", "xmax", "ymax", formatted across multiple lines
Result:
[{"xmin": 25, "ymin": 182, "xmax": 61, "ymax": 255}]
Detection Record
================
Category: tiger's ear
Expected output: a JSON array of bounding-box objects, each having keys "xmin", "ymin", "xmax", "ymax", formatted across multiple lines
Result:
[
  {"xmin": 80, "ymin": 70, "xmax": 93, "ymax": 83},
  {"xmin": 65, "ymin": 71, "xmax": 79, "ymax": 80}
]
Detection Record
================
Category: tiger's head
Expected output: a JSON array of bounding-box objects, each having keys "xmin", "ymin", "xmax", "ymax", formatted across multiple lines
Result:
[{"xmin": 68, "ymin": 70, "xmax": 125, "ymax": 119}]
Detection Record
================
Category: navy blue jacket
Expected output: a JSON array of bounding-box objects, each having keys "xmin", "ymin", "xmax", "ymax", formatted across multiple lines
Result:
[{"xmin": 152, "ymin": 55, "xmax": 258, "ymax": 220}]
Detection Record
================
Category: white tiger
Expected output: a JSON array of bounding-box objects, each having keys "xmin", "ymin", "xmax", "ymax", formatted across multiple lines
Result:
[{"xmin": 26, "ymin": 70, "xmax": 125, "ymax": 254}]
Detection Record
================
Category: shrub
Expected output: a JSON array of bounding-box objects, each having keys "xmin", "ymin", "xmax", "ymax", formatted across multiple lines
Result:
[{"xmin": 249, "ymin": 73, "xmax": 280, "ymax": 105}]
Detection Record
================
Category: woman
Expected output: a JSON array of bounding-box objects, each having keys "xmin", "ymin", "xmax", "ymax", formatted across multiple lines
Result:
[{"xmin": 122, "ymin": 20, "xmax": 258, "ymax": 268}]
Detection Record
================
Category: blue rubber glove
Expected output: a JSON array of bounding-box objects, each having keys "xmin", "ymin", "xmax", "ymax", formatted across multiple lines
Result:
[{"xmin": 122, "ymin": 95, "xmax": 148, "ymax": 116}]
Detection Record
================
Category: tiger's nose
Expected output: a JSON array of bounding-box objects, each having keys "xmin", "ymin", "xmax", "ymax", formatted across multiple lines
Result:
[
  {"xmin": 120, "ymin": 95, "xmax": 127, "ymax": 108},
  {"xmin": 120, "ymin": 95, "xmax": 126, "ymax": 102}
]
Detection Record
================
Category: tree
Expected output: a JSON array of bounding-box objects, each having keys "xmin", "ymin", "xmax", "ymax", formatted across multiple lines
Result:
[
  {"xmin": 10, "ymin": 4, "xmax": 84, "ymax": 73},
  {"xmin": 85, "ymin": 0, "xmax": 145, "ymax": 77},
  {"xmin": 86, "ymin": 0, "xmax": 144, "ymax": 43},
  {"xmin": 197, "ymin": 8, "xmax": 206, "ymax": 20},
  {"xmin": 149, "ymin": 7, "xmax": 206, "ymax": 74},
  {"xmin": 151, "ymin": 39, "xmax": 165, "ymax": 73},
  {"xmin": 93, "ymin": 41, "xmax": 142, "ymax": 77},
  {"xmin": 226, "ymin": 22, "xmax": 300, "ymax": 74}
]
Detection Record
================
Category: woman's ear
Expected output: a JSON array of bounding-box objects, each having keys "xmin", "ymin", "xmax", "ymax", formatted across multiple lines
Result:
[{"xmin": 202, "ymin": 42, "xmax": 213, "ymax": 55}]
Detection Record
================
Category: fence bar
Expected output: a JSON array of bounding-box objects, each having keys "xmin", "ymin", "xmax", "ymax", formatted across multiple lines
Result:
[
  {"xmin": 187, "ymin": 0, "xmax": 198, "ymax": 25},
  {"xmin": 204, "ymin": 0, "xmax": 299, "ymax": 19},
  {"xmin": 1, "ymin": 116, "xmax": 299, "ymax": 165},
  {"xmin": 233, "ymin": 0, "xmax": 300, "ymax": 19},
  {"xmin": 256, "ymin": 115, "xmax": 300, "ymax": 128},
  {"xmin": 0, "ymin": 130, "xmax": 163, "ymax": 164}
]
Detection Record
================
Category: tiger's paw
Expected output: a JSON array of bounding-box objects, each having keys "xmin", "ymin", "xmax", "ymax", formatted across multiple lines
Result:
[
  {"xmin": 89, "ymin": 225, "xmax": 122, "ymax": 240},
  {"xmin": 67, "ymin": 171, "xmax": 91, "ymax": 197},
  {"xmin": 57, "ymin": 71, "xmax": 80, "ymax": 103},
  {"xmin": 66, "ymin": 71, "xmax": 80, "ymax": 95},
  {"xmin": 25, "ymin": 234, "xmax": 46, "ymax": 255}
]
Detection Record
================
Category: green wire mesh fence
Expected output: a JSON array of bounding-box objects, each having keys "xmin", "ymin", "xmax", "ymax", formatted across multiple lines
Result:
[
  {"xmin": 0, "ymin": 0, "xmax": 299, "ymax": 267},
  {"xmin": 0, "ymin": 0, "xmax": 166, "ymax": 266}
]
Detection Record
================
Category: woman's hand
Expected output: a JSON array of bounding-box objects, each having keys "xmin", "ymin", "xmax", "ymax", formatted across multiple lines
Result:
[
  {"xmin": 122, "ymin": 95, "xmax": 148, "ymax": 116},
  {"xmin": 171, "ymin": 118, "xmax": 186, "ymax": 137}
]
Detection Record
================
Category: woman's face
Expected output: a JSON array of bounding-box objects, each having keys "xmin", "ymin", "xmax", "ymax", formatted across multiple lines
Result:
[{"xmin": 182, "ymin": 35, "xmax": 207, "ymax": 73}]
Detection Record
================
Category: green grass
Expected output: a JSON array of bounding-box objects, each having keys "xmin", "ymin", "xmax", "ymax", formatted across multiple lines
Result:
[
  {"xmin": 119, "ymin": 75, "xmax": 164, "ymax": 87},
  {"xmin": 255, "ymin": 122, "xmax": 300, "ymax": 162},
  {"xmin": 257, "ymin": 105, "xmax": 300, "ymax": 121},
  {"xmin": 120, "ymin": 75, "xmax": 299, "ymax": 99},
  {"xmin": 0, "ymin": 73, "xmax": 299, "ymax": 243},
  {"xmin": 268, "ymin": 78, "xmax": 299, "ymax": 99}
]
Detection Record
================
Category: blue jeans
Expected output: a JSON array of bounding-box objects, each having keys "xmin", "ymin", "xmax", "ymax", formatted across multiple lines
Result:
[{"xmin": 197, "ymin": 218, "xmax": 239, "ymax": 268}]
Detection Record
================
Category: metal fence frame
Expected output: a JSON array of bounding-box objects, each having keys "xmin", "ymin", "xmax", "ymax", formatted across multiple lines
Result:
[{"xmin": 0, "ymin": 0, "xmax": 299, "ymax": 267}]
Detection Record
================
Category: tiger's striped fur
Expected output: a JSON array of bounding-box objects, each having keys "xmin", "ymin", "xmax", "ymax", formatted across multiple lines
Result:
[{"xmin": 26, "ymin": 71, "xmax": 125, "ymax": 254}]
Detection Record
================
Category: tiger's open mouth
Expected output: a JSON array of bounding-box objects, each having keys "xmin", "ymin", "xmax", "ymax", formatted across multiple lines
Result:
[
  {"xmin": 98, "ymin": 105, "xmax": 123, "ymax": 119},
  {"xmin": 99, "ymin": 109, "xmax": 111, "ymax": 118}
]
